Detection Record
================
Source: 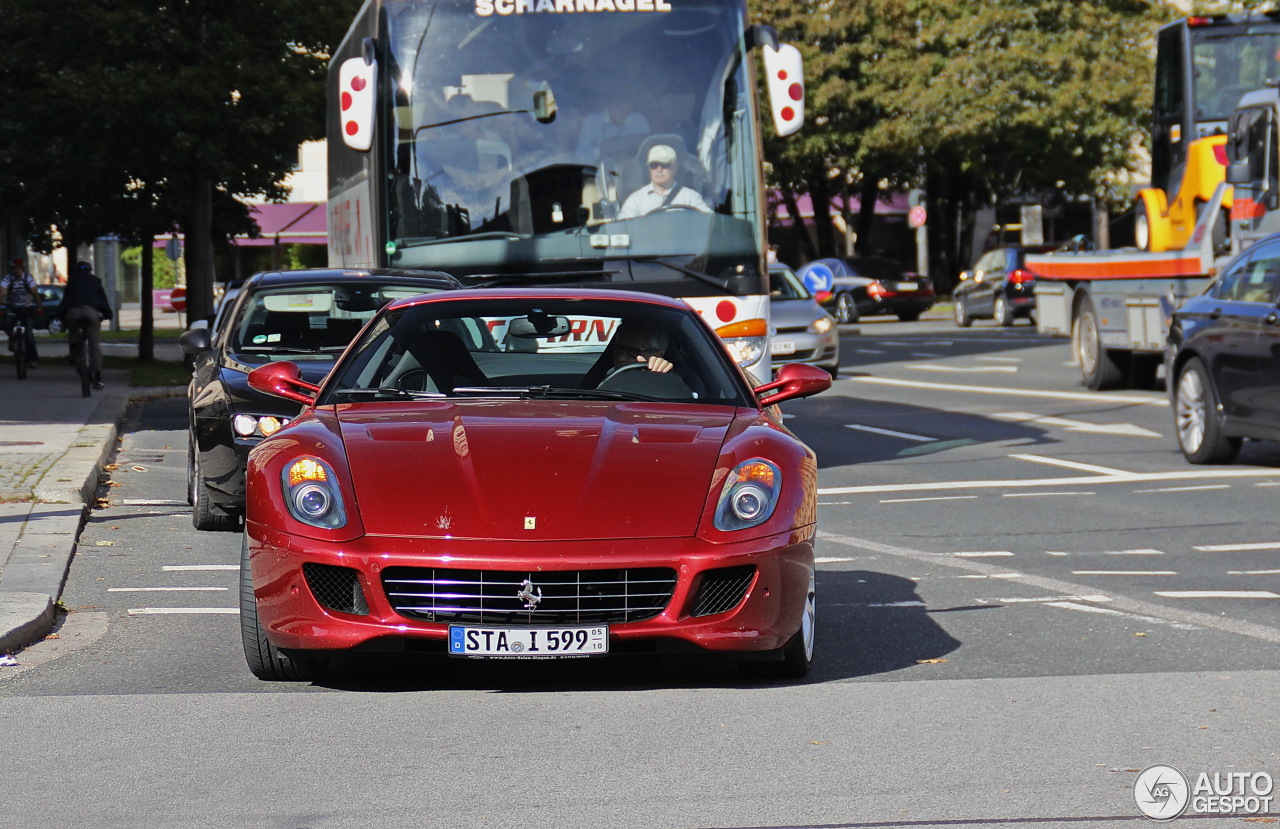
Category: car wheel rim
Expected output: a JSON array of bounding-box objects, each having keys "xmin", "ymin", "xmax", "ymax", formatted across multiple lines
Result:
[
  {"xmin": 1177, "ymin": 369, "xmax": 1207, "ymax": 453},
  {"xmin": 996, "ymin": 298, "xmax": 1007, "ymax": 323},
  {"xmin": 836, "ymin": 295, "xmax": 851, "ymax": 323},
  {"xmin": 801, "ymin": 571, "xmax": 815, "ymax": 662},
  {"xmin": 1136, "ymin": 212, "xmax": 1150, "ymax": 251},
  {"xmin": 953, "ymin": 300, "xmax": 965, "ymax": 324},
  {"xmin": 1078, "ymin": 315, "xmax": 1098, "ymax": 372}
]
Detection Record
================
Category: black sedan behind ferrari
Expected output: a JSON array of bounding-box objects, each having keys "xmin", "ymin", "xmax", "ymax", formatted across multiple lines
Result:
[{"xmin": 180, "ymin": 268, "xmax": 459, "ymax": 530}]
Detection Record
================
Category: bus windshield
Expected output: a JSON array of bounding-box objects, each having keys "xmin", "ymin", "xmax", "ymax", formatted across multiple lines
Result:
[{"xmin": 380, "ymin": 0, "xmax": 765, "ymax": 290}]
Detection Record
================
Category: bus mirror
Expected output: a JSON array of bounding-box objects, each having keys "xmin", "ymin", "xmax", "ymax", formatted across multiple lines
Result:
[
  {"xmin": 339, "ymin": 56, "xmax": 378, "ymax": 152},
  {"xmin": 1226, "ymin": 161, "xmax": 1252, "ymax": 185},
  {"xmin": 761, "ymin": 43, "xmax": 804, "ymax": 137},
  {"xmin": 533, "ymin": 86, "xmax": 558, "ymax": 124}
]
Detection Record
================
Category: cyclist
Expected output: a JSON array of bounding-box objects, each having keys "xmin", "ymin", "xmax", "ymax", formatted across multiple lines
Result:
[
  {"xmin": 55, "ymin": 261, "xmax": 113, "ymax": 389},
  {"xmin": 0, "ymin": 257, "xmax": 43, "ymax": 367}
]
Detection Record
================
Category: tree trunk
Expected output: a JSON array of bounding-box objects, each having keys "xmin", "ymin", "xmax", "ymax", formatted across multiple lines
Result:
[
  {"xmin": 780, "ymin": 188, "xmax": 817, "ymax": 263},
  {"xmin": 185, "ymin": 172, "xmax": 215, "ymax": 323},
  {"xmin": 138, "ymin": 235, "xmax": 155, "ymax": 363},
  {"xmin": 856, "ymin": 177, "xmax": 878, "ymax": 256},
  {"xmin": 810, "ymin": 176, "xmax": 836, "ymax": 258}
]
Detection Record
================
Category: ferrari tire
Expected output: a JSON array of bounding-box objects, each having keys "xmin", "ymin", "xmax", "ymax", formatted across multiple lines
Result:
[
  {"xmin": 240, "ymin": 535, "xmax": 328, "ymax": 682},
  {"xmin": 1174, "ymin": 357, "xmax": 1241, "ymax": 465},
  {"xmin": 740, "ymin": 570, "xmax": 814, "ymax": 680}
]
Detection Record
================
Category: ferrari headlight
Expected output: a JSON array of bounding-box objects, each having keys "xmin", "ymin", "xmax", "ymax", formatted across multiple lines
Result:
[
  {"xmin": 282, "ymin": 458, "xmax": 347, "ymax": 529},
  {"xmin": 714, "ymin": 459, "xmax": 781, "ymax": 532}
]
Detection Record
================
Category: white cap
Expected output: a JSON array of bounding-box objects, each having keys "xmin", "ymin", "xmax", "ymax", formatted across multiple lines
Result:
[{"xmin": 647, "ymin": 144, "xmax": 677, "ymax": 165}]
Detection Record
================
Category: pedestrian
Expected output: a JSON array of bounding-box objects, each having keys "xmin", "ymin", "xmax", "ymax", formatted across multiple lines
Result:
[
  {"xmin": 0, "ymin": 257, "xmax": 43, "ymax": 366},
  {"xmin": 55, "ymin": 260, "xmax": 113, "ymax": 389}
]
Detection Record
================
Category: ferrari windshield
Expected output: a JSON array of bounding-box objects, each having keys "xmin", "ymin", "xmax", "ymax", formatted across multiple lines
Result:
[
  {"xmin": 322, "ymin": 296, "xmax": 754, "ymax": 406},
  {"xmin": 380, "ymin": 0, "xmax": 765, "ymax": 277}
]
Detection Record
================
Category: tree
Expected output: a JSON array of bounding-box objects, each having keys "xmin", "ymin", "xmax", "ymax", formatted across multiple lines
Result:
[
  {"xmin": 0, "ymin": 0, "xmax": 359, "ymax": 325},
  {"xmin": 753, "ymin": 0, "xmax": 1158, "ymax": 287}
]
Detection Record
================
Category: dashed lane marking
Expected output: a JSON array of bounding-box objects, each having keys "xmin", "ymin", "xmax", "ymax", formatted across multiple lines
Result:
[
  {"xmin": 819, "ymin": 531, "xmax": 1280, "ymax": 645},
  {"xmin": 1002, "ymin": 491, "xmax": 1095, "ymax": 498},
  {"xmin": 994, "ymin": 413, "xmax": 1161, "ymax": 438},
  {"xmin": 1135, "ymin": 484, "xmax": 1232, "ymax": 493},
  {"xmin": 127, "ymin": 608, "xmax": 238, "ymax": 615},
  {"xmin": 849, "ymin": 375, "xmax": 1168, "ymax": 405},
  {"xmin": 950, "ymin": 551, "xmax": 1014, "ymax": 558},
  {"xmin": 907, "ymin": 364, "xmax": 1018, "ymax": 373},
  {"xmin": 1154, "ymin": 591, "xmax": 1280, "ymax": 599},
  {"xmin": 975, "ymin": 356, "xmax": 1023, "ymax": 363},
  {"xmin": 1045, "ymin": 601, "xmax": 1202, "ymax": 630},
  {"xmin": 844, "ymin": 424, "xmax": 935, "ymax": 442},
  {"xmin": 880, "ymin": 495, "xmax": 978, "ymax": 504},
  {"xmin": 1195, "ymin": 542, "xmax": 1280, "ymax": 552},
  {"xmin": 1008, "ymin": 454, "xmax": 1132, "ymax": 475},
  {"xmin": 991, "ymin": 595, "xmax": 1113, "ymax": 603},
  {"xmin": 162, "ymin": 565, "xmax": 238, "ymax": 571},
  {"xmin": 1071, "ymin": 571, "xmax": 1179, "ymax": 576},
  {"xmin": 1228, "ymin": 569, "xmax": 1280, "ymax": 575},
  {"xmin": 109, "ymin": 587, "xmax": 229, "ymax": 592}
]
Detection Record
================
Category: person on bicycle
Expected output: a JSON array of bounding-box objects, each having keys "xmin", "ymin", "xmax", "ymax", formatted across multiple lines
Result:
[
  {"xmin": 56, "ymin": 260, "xmax": 113, "ymax": 389},
  {"xmin": 0, "ymin": 257, "xmax": 43, "ymax": 367}
]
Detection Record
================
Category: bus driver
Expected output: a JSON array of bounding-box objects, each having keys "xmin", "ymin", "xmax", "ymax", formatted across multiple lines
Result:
[{"xmin": 616, "ymin": 143, "xmax": 711, "ymax": 219}]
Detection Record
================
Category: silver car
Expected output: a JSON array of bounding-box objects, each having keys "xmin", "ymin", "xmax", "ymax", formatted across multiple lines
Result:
[{"xmin": 769, "ymin": 263, "xmax": 840, "ymax": 376}]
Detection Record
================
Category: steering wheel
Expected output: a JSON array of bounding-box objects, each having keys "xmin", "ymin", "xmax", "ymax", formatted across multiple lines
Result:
[
  {"xmin": 648, "ymin": 204, "xmax": 702, "ymax": 214},
  {"xmin": 604, "ymin": 363, "xmax": 650, "ymax": 379}
]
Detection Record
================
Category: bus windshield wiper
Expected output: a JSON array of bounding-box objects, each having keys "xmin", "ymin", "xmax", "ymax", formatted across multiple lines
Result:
[
  {"xmin": 630, "ymin": 257, "xmax": 732, "ymax": 291},
  {"xmin": 395, "ymin": 231, "xmax": 532, "ymax": 250}
]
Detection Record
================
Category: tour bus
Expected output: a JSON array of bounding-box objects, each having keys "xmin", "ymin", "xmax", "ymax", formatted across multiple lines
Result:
[{"xmin": 326, "ymin": 0, "xmax": 804, "ymax": 382}]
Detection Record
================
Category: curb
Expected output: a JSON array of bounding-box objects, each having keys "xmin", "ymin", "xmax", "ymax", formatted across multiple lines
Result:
[{"xmin": 0, "ymin": 386, "xmax": 188, "ymax": 655}]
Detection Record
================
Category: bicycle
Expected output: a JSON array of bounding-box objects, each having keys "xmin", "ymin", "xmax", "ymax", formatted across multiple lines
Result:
[
  {"xmin": 68, "ymin": 316, "xmax": 93, "ymax": 397},
  {"xmin": 4, "ymin": 306, "xmax": 31, "ymax": 380}
]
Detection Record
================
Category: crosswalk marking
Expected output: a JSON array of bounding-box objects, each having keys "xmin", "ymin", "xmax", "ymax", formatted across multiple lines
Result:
[
  {"xmin": 1194, "ymin": 542, "xmax": 1280, "ymax": 552},
  {"xmin": 845, "ymin": 424, "xmax": 935, "ymax": 442}
]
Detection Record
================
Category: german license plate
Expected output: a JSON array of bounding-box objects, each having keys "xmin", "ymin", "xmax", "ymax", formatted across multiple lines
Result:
[
  {"xmin": 895, "ymin": 281, "xmax": 919, "ymax": 291},
  {"xmin": 448, "ymin": 624, "xmax": 609, "ymax": 658},
  {"xmin": 770, "ymin": 339, "xmax": 796, "ymax": 355}
]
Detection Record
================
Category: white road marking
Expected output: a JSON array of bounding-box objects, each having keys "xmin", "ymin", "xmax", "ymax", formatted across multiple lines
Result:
[
  {"xmin": 907, "ymin": 364, "xmax": 1019, "ymax": 373},
  {"xmin": 975, "ymin": 356, "xmax": 1023, "ymax": 363},
  {"xmin": 116, "ymin": 499, "xmax": 190, "ymax": 506},
  {"xmin": 850, "ymin": 375, "xmax": 1168, "ymax": 405},
  {"xmin": 818, "ymin": 501, "xmax": 852, "ymax": 505},
  {"xmin": 951, "ymin": 551, "xmax": 1014, "ymax": 558},
  {"xmin": 950, "ymin": 573, "xmax": 1023, "ymax": 579},
  {"xmin": 1008, "ymin": 454, "xmax": 1132, "ymax": 475},
  {"xmin": 880, "ymin": 495, "xmax": 978, "ymax": 504},
  {"xmin": 993, "ymin": 412, "xmax": 1161, "ymax": 438},
  {"xmin": 108, "ymin": 587, "xmax": 229, "ymax": 592},
  {"xmin": 162, "ymin": 565, "xmax": 239, "ymax": 571},
  {"xmin": 1256, "ymin": 482, "xmax": 1280, "ymax": 487},
  {"xmin": 845, "ymin": 424, "xmax": 935, "ymax": 442},
  {"xmin": 1071, "ymin": 570, "xmax": 1178, "ymax": 576},
  {"xmin": 815, "ymin": 557, "xmax": 854, "ymax": 563},
  {"xmin": 821, "ymin": 531, "xmax": 1280, "ymax": 645},
  {"xmin": 910, "ymin": 353, "xmax": 944, "ymax": 358},
  {"xmin": 1002, "ymin": 491, "xmax": 1096, "ymax": 498},
  {"xmin": 995, "ymin": 595, "xmax": 1113, "ymax": 604},
  {"xmin": 818, "ymin": 465, "xmax": 1280, "ymax": 495},
  {"xmin": 1045, "ymin": 601, "xmax": 1201, "ymax": 630},
  {"xmin": 1194, "ymin": 542, "xmax": 1280, "ymax": 552},
  {"xmin": 1135, "ymin": 484, "xmax": 1231, "ymax": 493},
  {"xmin": 127, "ymin": 608, "xmax": 239, "ymax": 615},
  {"xmin": 855, "ymin": 349, "xmax": 885, "ymax": 354},
  {"xmin": 1154, "ymin": 591, "xmax": 1280, "ymax": 599},
  {"xmin": 1228, "ymin": 569, "xmax": 1280, "ymax": 575},
  {"xmin": 1106, "ymin": 549, "xmax": 1166, "ymax": 556}
]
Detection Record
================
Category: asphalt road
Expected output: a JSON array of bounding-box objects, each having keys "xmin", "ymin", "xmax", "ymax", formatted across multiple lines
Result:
[{"xmin": 2, "ymin": 315, "xmax": 1277, "ymax": 828}]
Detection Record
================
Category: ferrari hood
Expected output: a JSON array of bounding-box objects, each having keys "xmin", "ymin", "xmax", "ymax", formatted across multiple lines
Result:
[{"xmin": 335, "ymin": 401, "xmax": 735, "ymax": 540}]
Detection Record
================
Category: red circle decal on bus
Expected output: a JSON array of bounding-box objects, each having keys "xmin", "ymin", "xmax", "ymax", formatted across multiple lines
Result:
[
  {"xmin": 341, "ymin": 92, "xmax": 352, "ymax": 111},
  {"xmin": 345, "ymin": 121, "xmax": 359, "ymax": 136},
  {"xmin": 716, "ymin": 301, "xmax": 736, "ymax": 322}
]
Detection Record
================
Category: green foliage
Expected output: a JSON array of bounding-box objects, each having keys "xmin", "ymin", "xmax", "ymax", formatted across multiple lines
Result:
[
  {"xmin": 121, "ymin": 247, "xmax": 180, "ymax": 289},
  {"xmin": 754, "ymin": 0, "xmax": 1162, "ymax": 280}
]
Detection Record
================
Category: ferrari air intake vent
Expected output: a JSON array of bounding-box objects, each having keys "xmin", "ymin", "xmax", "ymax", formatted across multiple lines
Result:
[
  {"xmin": 382, "ymin": 567, "xmax": 677, "ymax": 624},
  {"xmin": 691, "ymin": 565, "xmax": 756, "ymax": 617},
  {"xmin": 303, "ymin": 563, "xmax": 370, "ymax": 616}
]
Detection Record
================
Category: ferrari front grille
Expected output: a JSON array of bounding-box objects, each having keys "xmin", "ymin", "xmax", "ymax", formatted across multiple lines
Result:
[
  {"xmin": 382, "ymin": 567, "xmax": 677, "ymax": 624},
  {"xmin": 690, "ymin": 565, "xmax": 756, "ymax": 617},
  {"xmin": 303, "ymin": 562, "xmax": 370, "ymax": 616}
]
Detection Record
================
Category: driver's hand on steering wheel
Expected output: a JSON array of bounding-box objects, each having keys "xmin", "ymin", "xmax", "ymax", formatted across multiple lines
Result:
[{"xmin": 638, "ymin": 355, "xmax": 673, "ymax": 373}]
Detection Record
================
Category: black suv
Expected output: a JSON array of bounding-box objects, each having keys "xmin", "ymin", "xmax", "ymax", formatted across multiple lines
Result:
[
  {"xmin": 180, "ymin": 269, "xmax": 458, "ymax": 530},
  {"xmin": 952, "ymin": 246, "xmax": 1048, "ymax": 327}
]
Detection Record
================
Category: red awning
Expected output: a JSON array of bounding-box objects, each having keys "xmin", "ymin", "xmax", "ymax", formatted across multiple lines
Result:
[
  {"xmin": 769, "ymin": 191, "xmax": 909, "ymax": 221},
  {"xmin": 152, "ymin": 201, "xmax": 327, "ymax": 248}
]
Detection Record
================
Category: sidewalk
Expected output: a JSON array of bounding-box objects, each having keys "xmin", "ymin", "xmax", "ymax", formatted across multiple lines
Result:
[{"xmin": 0, "ymin": 360, "xmax": 185, "ymax": 654}]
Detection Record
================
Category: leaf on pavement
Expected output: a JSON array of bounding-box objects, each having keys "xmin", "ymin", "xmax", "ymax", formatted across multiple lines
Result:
[
  {"xmin": 94, "ymin": 540, "xmax": 115, "ymax": 547},
  {"xmin": 131, "ymin": 465, "xmax": 147, "ymax": 472},
  {"xmin": 916, "ymin": 658, "xmax": 948, "ymax": 664}
]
